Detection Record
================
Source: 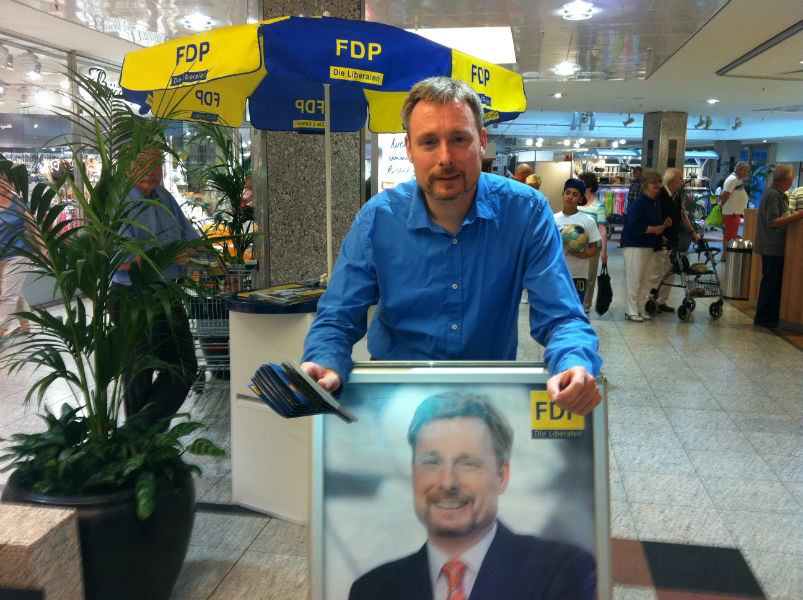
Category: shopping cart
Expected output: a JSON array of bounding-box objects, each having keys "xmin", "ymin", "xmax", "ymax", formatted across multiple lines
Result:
[
  {"xmin": 646, "ymin": 239, "xmax": 724, "ymax": 322},
  {"xmin": 187, "ymin": 263, "xmax": 254, "ymax": 391}
]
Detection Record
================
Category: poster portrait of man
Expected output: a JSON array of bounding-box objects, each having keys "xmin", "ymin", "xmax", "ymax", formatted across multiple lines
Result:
[{"xmin": 314, "ymin": 376, "xmax": 603, "ymax": 600}]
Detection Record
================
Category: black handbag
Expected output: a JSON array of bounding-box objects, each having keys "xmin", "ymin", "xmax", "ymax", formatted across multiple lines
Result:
[{"xmin": 595, "ymin": 262, "xmax": 613, "ymax": 315}]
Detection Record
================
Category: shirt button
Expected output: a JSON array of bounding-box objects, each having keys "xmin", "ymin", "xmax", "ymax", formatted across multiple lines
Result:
[
  {"xmin": 451, "ymin": 324, "xmax": 458, "ymax": 330},
  {"xmin": 452, "ymin": 238, "xmax": 458, "ymax": 245},
  {"xmin": 451, "ymin": 283, "xmax": 458, "ymax": 290}
]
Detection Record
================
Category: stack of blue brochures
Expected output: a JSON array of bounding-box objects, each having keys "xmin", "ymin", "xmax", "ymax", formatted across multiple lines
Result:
[{"xmin": 250, "ymin": 360, "xmax": 357, "ymax": 423}]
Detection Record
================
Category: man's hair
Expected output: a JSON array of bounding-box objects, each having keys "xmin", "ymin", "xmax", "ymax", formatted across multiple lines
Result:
[
  {"xmin": 515, "ymin": 163, "xmax": 534, "ymax": 177},
  {"xmin": 734, "ymin": 161, "xmax": 749, "ymax": 172},
  {"xmin": 772, "ymin": 164, "xmax": 793, "ymax": 183},
  {"xmin": 641, "ymin": 169, "xmax": 662, "ymax": 186},
  {"xmin": 662, "ymin": 168, "xmax": 682, "ymax": 187},
  {"xmin": 407, "ymin": 392, "xmax": 513, "ymax": 467},
  {"xmin": 632, "ymin": 166, "xmax": 643, "ymax": 173},
  {"xmin": 578, "ymin": 171, "xmax": 599, "ymax": 193},
  {"xmin": 400, "ymin": 77, "xmax": 485, "ymax": 135}
]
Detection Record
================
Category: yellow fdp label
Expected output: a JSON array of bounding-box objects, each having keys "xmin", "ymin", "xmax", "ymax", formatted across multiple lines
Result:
[
  {"xmin": 293, "ymin": 120, "xmax": 325, "ymax": 129},
  {"xmin": 330, "ymin": 65, "xmax": 383, "ymax": 86},
  {"xmin": 530, "ymin": 391, "xmax": 585, "ymax": 439}
]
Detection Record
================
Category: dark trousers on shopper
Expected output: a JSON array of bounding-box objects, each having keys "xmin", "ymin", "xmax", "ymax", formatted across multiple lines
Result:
[
  {"xmin": 110, "ymin": 284, "xmax": 197, "ymax": 428},
  {"xmin": 754, "ymin": 254, "xmax": 784, "ymax": 328}
]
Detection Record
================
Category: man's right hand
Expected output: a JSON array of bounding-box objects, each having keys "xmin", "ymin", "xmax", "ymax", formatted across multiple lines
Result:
[{"xmin": 301, "ymin": 361, "xmax": 342, "ymax": 392}]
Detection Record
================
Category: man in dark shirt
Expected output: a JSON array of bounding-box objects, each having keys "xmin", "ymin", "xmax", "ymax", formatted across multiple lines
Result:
[
  {"xmin": 753, "ymin": 164, "xmax": 802, "ymax": 328},
  {"xmin": 652, "ymin": 168, "xmax": 700, "ymax": 312},
  {"xmin": 626, "ymin": 166, "xmax": 643, "ymax": 212}
]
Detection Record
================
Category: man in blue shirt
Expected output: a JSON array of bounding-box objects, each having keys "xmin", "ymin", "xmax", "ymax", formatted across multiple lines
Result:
[
  {"xmin": 112, "ymin": 150, "xmax": 199, "ymax": 427},
  {"xmin": 302, "ymin": 77, "xmax": 601, "ymax": 416}
]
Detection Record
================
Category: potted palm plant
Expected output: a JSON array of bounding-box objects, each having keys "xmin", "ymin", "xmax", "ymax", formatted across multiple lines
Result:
[
  {"xmin": 0, "ymin": 72, "xmax": 224, "ymax": 600},
  {"xmin": 186, "ymin": 123, "xmax": 257, "ymax": 386}
]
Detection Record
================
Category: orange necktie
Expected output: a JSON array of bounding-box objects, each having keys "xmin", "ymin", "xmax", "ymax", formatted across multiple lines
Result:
[{"xmin": 442, "ymin": 559, "xmax": 467, "ymax": 600}]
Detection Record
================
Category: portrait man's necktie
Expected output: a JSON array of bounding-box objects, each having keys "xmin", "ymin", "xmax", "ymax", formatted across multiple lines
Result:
[{"xmin": 442, "ymin": 559, "xmax": 467, "ymax": 600}]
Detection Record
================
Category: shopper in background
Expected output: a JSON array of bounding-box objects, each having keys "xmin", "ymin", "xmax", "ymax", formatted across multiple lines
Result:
[
  {"xmin": 620, "ymin": 169, "xmax": 671, "ymax": 322},
  {"xmin": 753, "ymin": 164, "xmax": 802, "ymax": 329},
  {"xmin": 719, "ymin": 161, "xmax": 750, "ymax": 261},
  {"xmin": 651, "ymin": 168, "xmax": 700, "ymax": 313},
  {"xmin": 525, "ymin": 173, "xmax": 542, "ymax": 190},
  {"xmin": 111, "ymin": 149, "xmax": 198, "ymax": 427},
  {"xmin": 554, "ymin": 178, "xmax": 600, "ymax": 306},
  {"xmin": 302, "ymin": 77, "xmax": 602, "ymax": 416},
  {"xmin": 626, "ymin": 165, "xmax": 643, "ymax": 212},
  {"xmin": 578, "ymin": 172, "xmax": 608, "ymax": 314},
  {"xmin": 513, "ymin": 162, "xmax": 534, "ymax": 183},
  {"xmin": 0, "ymin": 170, "xmax": 32, "ymax": 342}
]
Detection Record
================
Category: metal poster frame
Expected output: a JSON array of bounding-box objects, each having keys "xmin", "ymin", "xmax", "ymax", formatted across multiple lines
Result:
[{"xmin": 310, "ymin": 361, "xmax": 610, "ymax": 599}]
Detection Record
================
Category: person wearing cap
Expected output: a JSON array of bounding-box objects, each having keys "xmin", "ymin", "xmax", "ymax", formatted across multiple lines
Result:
[
  {"xmin": 302, "ymin": 77, "xmax": 602, "ymax": 417},
  {"xmin": 554, "ymin": 178, "xmax": 601, "ymax": 305}
]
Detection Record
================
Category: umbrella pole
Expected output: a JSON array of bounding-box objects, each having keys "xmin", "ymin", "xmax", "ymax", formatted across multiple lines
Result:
[{"xmin": 324, "ymin": 83, "xmax": 333, "ymax": 280}]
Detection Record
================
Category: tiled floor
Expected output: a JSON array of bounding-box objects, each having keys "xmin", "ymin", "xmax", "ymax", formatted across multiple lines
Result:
[{"xmin": 1, "ymin": 239, "xmax": 800, "ymax": 600}]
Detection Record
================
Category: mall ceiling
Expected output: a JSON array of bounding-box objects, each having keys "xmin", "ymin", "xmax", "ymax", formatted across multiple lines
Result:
[{"xmin": 1, "ymin": 0, "xmax": 802, "ymax": 150}]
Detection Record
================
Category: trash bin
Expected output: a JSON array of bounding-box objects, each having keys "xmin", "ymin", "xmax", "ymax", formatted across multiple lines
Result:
[{"xmin": 722, "ymin": 238, "xmax": 752, "ymax": 299}]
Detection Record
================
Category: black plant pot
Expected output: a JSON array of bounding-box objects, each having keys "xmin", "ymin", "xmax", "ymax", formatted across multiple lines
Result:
[{"xmin": 1, "ymin": 470, "xmax": 195, "ymax": 600}]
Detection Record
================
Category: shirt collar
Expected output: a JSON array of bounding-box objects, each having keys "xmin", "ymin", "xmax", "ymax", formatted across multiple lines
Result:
[
  {"xmin": 426, "ymin": 521, "xmax": 498, "ymax": 597},
  {"xmin": 407, "ymin": 173, "xmax": 495, "ymax": 232}
]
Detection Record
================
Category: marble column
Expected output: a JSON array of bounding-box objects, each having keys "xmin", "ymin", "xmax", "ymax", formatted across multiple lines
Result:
[
  {"xmin": 640, "ymin": 111, "xmax": 688, "ymax": 174},
  {"xmin": 252, "ymin": 0, "xmax": 363, "ymax": 288}
]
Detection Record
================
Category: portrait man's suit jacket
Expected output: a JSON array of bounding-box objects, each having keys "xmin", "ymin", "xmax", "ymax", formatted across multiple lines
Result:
[{"xmin": 348, "ymin": 522, "xmax": 596, "ymax": 600}]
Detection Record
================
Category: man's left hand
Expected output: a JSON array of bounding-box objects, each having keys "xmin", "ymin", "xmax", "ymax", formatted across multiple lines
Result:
[{"xmin": 546, "ymin": 366, "xmax": 601, "ymax": 416}]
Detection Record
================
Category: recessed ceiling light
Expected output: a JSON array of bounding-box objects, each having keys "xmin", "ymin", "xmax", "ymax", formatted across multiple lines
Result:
[
  {"xmin": 611, "ymin": 141, "xmax": 619, "ymax": 148},
  {"xmin": 706, "ymin": 98, "xmax": 720, "ymax": 104},
  {"xmin": 409, "ymin": 27, "xmax": 516, "ymax": 64},
  {"xmin": 535, "ymin": 140, "xmax": 543, "ymax": 148},
  {"xmin": 183, "ymin": 12, "xmax": 213, "ymax": 31},
  {"xmin": 578, "ymin": 137, "xmax": 586, "ymax": 144},
  {"xmin": 525, "ymin": 138, "xmax": 533, "ymax": 146},
  {"xmin": 552, "ymin": 92, "xmax": 566, "ymax": 99},
  {"xmin": 619, "ymin": 139, "xmax": 626, "ymax": 145},
  {"xmin": 560, "ymin": 1, "xmax": 597, "ymax": 21},
  {"xmin": 762, "ymin": 139, "xmax": 767, "ymax": 143},
  {"xmin": 563, "ymin": 139, "xmax": 571, "ymax": 146},
  {"xmin": 553, "ymin": 61, "xmax": 579, "ymax": 76}
]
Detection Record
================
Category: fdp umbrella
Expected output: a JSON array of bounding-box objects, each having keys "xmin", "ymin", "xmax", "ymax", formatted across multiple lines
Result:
[{"xmin": 120, "ymin": 15, "xmax": 526, "ymax": 273}]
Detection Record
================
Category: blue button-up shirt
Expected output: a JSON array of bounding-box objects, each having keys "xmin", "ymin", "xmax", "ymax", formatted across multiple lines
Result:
[
  {"xmin": 112, "ymin": 185, "xmax": 198, "ymax": 285},
  {"xmin": 302, "ymin": 173, "xmax": 602, "ymax": 383}
]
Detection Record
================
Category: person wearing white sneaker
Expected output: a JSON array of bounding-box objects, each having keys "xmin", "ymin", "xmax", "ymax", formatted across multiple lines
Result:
[{"xmin": 620, "ymin": 170, "xmax": 671, "ymax": 322}]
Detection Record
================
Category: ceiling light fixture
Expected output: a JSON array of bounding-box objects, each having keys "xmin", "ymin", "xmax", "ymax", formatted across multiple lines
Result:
[
  {"xmin": 619, "ymin": 139, "xmax": 626, "ymax": 145},
  {"xmin": 563, "ymin": 139, "xmax": 571, "ymax": 146},
  {"xmin": 706, "ymin": 98, "xmax": 720, "ymax": 105},
  {"xmin": 622, "ymin": 114, "xmax": 634, "ymax": 126},
  {"xmin": 551, "ymin": 92, "xmax": 565, "ymax": 98},
  {"xmin": 611, "ymin": 141, "xmax": 619, "ymax": 148},
  {"xmin": 27, "ymin": 59, "xmax": 42, "ymax": 82},
  {"xmin": 578, "ymin": 137, "xmax": 586, "ymax": 144},
  {"xmin": 560, "ymin": 1, "xmax": 596, "ymax": 21},
  {"xmin": 732, "ymin": 117, "xmax": 742, "ymax": 130},
  {"xmin": 553, "ymin": 61, "xmax": 579, "ymax": 76},
  {"xmin": 525, "ymin": 138, "xmax": 534, "ymax": 146},
  {"xmin": 535, "ymin": 140, "xmax": 543, "ymax": 148},
  {"xmin": 183, "ymin": 12, "xmax": 213, "ymax": 31}
]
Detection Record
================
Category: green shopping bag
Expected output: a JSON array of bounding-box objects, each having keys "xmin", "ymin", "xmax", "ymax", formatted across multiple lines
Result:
[{"xmin": 704, "ymin": 205, "xmax": 723, "ymax": 229}]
